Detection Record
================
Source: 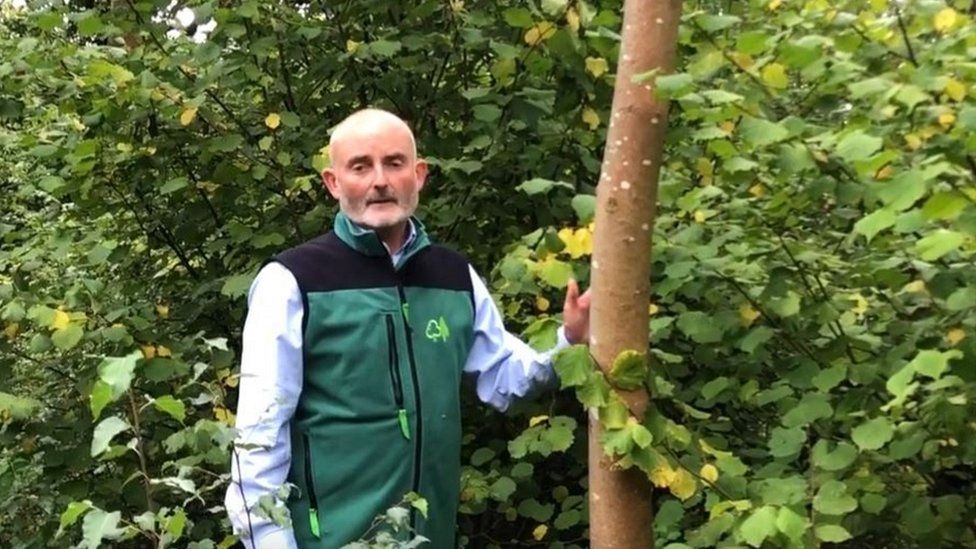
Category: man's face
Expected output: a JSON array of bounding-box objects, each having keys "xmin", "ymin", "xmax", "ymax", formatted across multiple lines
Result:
[{"xmin": 322, "ymin": 119, "xmax": 427, "ymax": 231}]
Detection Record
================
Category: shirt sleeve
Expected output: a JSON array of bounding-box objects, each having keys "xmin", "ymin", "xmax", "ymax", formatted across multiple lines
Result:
[
  {"xmin": 463, "ymin": 265, "xmax": 572, "ymax": 412},
  {"xmin": 224, "ymin": 262, "xmax": 302, "ymax": 549}
]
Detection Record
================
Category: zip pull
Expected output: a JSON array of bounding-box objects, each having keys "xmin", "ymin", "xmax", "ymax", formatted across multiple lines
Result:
[
  {"xmin": 309, "ymin": 508, "xmax": 321, "ymax": 538},
  {"xmin": 398, "ymin": 408, "xmax": 411, "ymax": 439}
]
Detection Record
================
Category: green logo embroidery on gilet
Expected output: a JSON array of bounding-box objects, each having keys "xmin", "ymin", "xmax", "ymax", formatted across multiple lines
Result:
[{"xmin": 425, "ymin": 316, "xmax": 450, "ymax": 342}]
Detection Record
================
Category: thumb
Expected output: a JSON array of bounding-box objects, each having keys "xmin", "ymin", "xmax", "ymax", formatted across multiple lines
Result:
[{"xmin": 578, "ymin": 288, "xmax": 592, "ymax": 309}]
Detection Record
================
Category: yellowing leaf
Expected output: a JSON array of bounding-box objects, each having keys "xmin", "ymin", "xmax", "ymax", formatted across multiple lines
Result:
[
  {"xmin": 767, "ymin": 0, "xmax": 782, "ymax": 10},
  {"xmin": 730, "ymin": 52, "xmax": 754, "ymax": 70},
  {"xmin": 739, "ymin": 303, "xmax": 761, "ymax": 327},
  {"xmin": 265, "ymin": 113, "xmax": 281, "ymax": 130},
  {"xmin": 179, "ymin": 107, "xmax": 198, "ymax": 127},
  {"xmin": 648, "ymin": 303, "xmax": 659, "ymax": 316},
  {"xmin": 761, "ymin": 63, "xmax": 789, "ymax": 89},
  {"xmin": 156, "ymin": 345, "xmax": 172, "ymax": 358},
  {"xmin": 529, "ymin": 415, "xmax": 549, "ymax": 427},
  {"xmin": 214, "ymin": 406, "xmax": 235, "ymax": 427},
  {"xmin": 720, "ymin": 120, "xmax": 736, "ymax": 135},
  {"xmin": 902, "ymin": 280, "xmax": 927, "ymax": 294},
  {"xmin": 566, "ymin": 7, "xmax": 581, "ymax": 32},
  {"xmin": 650, "ymin": 462, "xmax": 677, "ymax": 488},
  {"xmin": 669, "ymin": 468, "xmax": 697, "ymax": 500},
  {"xmin": 944, "ymin": 79, "xmax": 967, "ymax": 102},
  {"xmin": 875, "ymin": 166, "xmax": 893, "ymax": 180},
  {"xmin": 141, "ymin": 345, "xmax": 157, "ymax": 360},
  {"xmin": 904, "ymin": 134, "xmax": 923, "ymax": 151},
  {"xmin": 946, "ymin": 328, "xmax": 966, "ymax": 346},
  {"xmin": 693, "ymin": 210, "xmax": 706, "ymax": 223},
  {"xmin": 532, "ymin": 524, "xmax": 548, "ymax": 541},
  {"xmin": 155, "ymin": 304, "xmax": 169, "ymax": 319},
  {"xmin": 938, "ymin": 112, "xmax": 956, "ymax": 129},
  {"xmin": 4, "ymin": 322, "xmax": 19, "ymax": 339},
  {"xmin": 346, "ymin": 39, "xmax": 360, "ymax": 53},
  {"xmin": 581, "ymin": 107, "xmax": 600, "ymax": 130},
  {"xmin": 749, "ymin": 183, "xmax": 766, "ymax": 197},
  {"xmin": 585, "ymin": 57, "xmax": 608, "ymax": 78},
  {"xmin": 700, "ymin": 463, "xmax": 719, "ymax": 483},
  {"xmin": 535, "ymin": 295, "xmax": 550, "ymax": 312},
  {"xmin": 51, "ymin": 310, "xmax": 71, "ymax": 331},
  {"xmin": 524, "ymin": 21, "xmax": 556, "ymax": 46},
  {"xmin": 558, "ymin": 227, "xmax": 593, "ymax": 258},
  {"xmin": 934, "ymin": 8, "xmax": 958, "ymax": 33},
  {"xmin": 849, "ymin": 293, "xmax": 869, "ymax": 318}
]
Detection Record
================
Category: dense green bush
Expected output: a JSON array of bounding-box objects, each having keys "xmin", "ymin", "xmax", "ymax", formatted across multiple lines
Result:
[{"xmin": 1, "ymin": 0, "xmax": 973, "ymax": 547}]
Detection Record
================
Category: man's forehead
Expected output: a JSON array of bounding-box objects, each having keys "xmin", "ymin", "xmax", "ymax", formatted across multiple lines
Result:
[{"xmin": 329, "ymin": 110, "xmax": 416, "ymax": 159}]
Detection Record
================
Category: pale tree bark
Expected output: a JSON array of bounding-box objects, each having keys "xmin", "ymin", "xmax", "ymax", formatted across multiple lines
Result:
[{"xmin": 587, "ymin": 1, "xmax": 683, "ymax": 548}]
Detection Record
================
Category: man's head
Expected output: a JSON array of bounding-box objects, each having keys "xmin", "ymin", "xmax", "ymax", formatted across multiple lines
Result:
[{"xmin": 322, "ymin": 109, "xmax": 427, "ymax": 234}]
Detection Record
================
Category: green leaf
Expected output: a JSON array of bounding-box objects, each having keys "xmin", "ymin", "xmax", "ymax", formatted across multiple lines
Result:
[
  {"xmin": 815, "ymin": 525, "xmax": 852, "ymax": 543},
  {"xmin": 852, "ymin": 417, "xmax": 894, "ymax": 451},
  {"xmin": 813, "ymin": 480, "xmax": 858, "ymax": 515},
  {"xmin": 490, "ymin": 476, "xmax": 516, "ymax": 501},
  {"xmin": 516, "ymin": 178, "xmax": 573, "ymax": 195},
  {"xmin": 76, "ymin": 13, "xmax": 104, "ymax": 36},
  {"xmin": 677, "ymin": 311, "xmax": 724, "ymax": 343},
  {"xmin": 696, "ymin": 14, "xmax": 741, "ymax": 32},
  {"xmin": 0, "ymin": 391, "xmax": 40, "ymax": 420},
  {"xmin": 164, "ymin": 508, "xmax": 187, "ymax": 539},
  {"xmin": 608, "ymin": 350, "xmax": 646, "ymax": 390},
  {"xmin": 553, "ymin": 345, "xmax": 593, "ymax": 388},
  {"xmin": 781, "ymin": 392, "xmax": 832, "ymax": 427},
  {"xmin": 571, "ymin": 194, "xmax": 596, "ymax": 223},
  {"xmin": 877, "ymin": 170, "xmax": 927, "ymax": 211},
  {"xmin": 160, "ymin": 177, "xmax": 189, "ymax": 195},
  {"xmin": 91, "ymin": 416, "xmax": 130, "ymax": 457},
  {"xmin": 536, "ymin": 258, "xmax": 574, "ymax": 288},
  {"xmin": 97, "ymin": 352, "xmax": 140, "ymax": 400},
  {"xmin": 767, "ymin": 292, "xmax": 801, "ymax": 318},
  {"xmin": 700, "ymin": 376, "xmax": 730, "ymax": 400},
  {"xmin": 914, "ymin": 229, "xmax": 965, "ymax": 261},
  {"xmin": 860, "ymin": 493, "xmax": 887, "ymax": 514},
  {"xmin": 153, "ymin": 395, "xmax": 186, "ymax": 423},
  {"xmin": 517, "ymin": 499, "xmax": 554, "ymax": 522},
  {"xmin": 89, "ymin": 381, "xmax": 113, "ymax": 420},
  {"xmin": 811, "ymin": 440, "xmax": 858, "ymax": 471},
  {"xmin": 81, "ymin": 509, "xmax": 125, "ymax": 549},
  {"xmin": 758, "ymin": 476, "xmax": 807, "ymax": 505},
  {"xmin": 367, "ymin": 40, "xmax": 401, "ymax": 57},
  {"xmin": 472, "ymin": 104, "xmax": 502, "ymax": 123},
  {"xmin": 738, "ymin": 505, "xmax": 777, "ymax": 548},
  {"xmin": 768, "ymin": 426, "xmax": 806, "ymax": 457},
  {"xmin": 503, "ymin": 7, "xmax": 534, "ymax": 27},
  {"xmin": 221, "ymin": 273, "xmax": 254, "ymax": 297},
  {"xmin": 655, "ymin": 73, "xmax": 695, "ymax": 98},
  {"xmin": 835, "ymin": 131, "xmax": 882, "ymax": 162},
  {"xmin": 908, "ymin": 349, "xmax": 962, "ymax": 380},
  {"xmin": 554, "ymin": 509, "xmax": 581, "ymax": 529},
  {"xmin": 775, "ymin": 507, "xmax": 809, "ymax": 541},
  {"xmin": 58, "ymin": 500, "xmax": 93, "ymax": 537},
  {"xmin": 854, "ymin": 208, "xmax": 896, "ymax": 242},
  {"xmin": 739, "ymin": 117, "xmax": 789, "ymax": 148},
  {"xmin": 922, "ymin": 191, "xmax": 969, "ymax": 220},
  {"xmin": 599, "ymin": 395, "xmax": 629, "ymax": 429},
  {"xmin": 51, "ymin": 324, "xmax": 83, "ymax": 350}
]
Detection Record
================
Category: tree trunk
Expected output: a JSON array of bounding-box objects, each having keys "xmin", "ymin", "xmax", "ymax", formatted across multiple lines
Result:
[{"xmin": 587, "ymin": 1, "xmax": 682, "ymax": 548}]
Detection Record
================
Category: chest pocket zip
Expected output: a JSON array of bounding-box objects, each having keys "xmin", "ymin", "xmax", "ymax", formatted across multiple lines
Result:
[
  {"xmin": 302, "ymin": 433, "xmax": 322, "ymax": 539},
  {"xmin": 385, "ymin": 315, "xmax": 411, "ymax": 440}
]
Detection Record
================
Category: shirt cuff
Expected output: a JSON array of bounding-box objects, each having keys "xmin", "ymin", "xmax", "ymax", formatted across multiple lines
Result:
[
  {"xmin": 242, "ymin": 526, "xmax": 298, "ymax": 549},
  {"xmin": 554, "ymin": 325, "xmax": 574, "ymax": 351}
]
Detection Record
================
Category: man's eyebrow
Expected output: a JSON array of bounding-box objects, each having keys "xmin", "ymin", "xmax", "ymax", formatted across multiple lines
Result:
[
  {"xmin": 383, "ymin": 153, "xmax": 408, "ymax": 162},
  {"xmin": 346, "ymin": 155, "xmax": 371, "ymax": 166}
]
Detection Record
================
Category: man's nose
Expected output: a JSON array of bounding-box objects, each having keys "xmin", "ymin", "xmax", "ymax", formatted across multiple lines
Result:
[{"xmin": 372, "ymin": 166, "xmax": 391, "ymax": 187}]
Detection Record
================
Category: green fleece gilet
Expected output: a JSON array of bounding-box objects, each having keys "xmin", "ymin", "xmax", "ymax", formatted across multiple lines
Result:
[{"xmin": 275, "ymin": 213, "xmax": 475, "ymax": 548}]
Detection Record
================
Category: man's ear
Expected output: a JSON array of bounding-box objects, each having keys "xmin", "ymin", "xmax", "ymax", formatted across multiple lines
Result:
[
  {"xmin": 321, "ymin": 169, "xmax": 341, "ymax": 199},
  {"xmin": 414, "ymin": 159, "xmax": 428, "ymax": 192}
]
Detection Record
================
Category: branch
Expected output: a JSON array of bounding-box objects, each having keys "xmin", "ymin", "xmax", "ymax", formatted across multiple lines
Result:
[{"xmin": 894, "ymin": 7, "xmax": 919, "ymax": 67}]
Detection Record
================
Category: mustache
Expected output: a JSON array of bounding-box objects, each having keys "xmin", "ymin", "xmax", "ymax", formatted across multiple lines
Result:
[{"xmin": 365, "ymin": 192, "xmax": 397, "ymax": 204}]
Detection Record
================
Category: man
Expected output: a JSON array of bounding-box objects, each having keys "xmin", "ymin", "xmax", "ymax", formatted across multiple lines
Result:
[{"xmin": 225, "ymin": 109, "xmax": 590, "ymax": 548}]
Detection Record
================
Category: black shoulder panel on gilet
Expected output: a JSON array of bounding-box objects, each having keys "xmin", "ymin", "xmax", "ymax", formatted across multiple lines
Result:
[{"xmin": 271, "ymin": 232, "xmax": 473, "ymax": 297}]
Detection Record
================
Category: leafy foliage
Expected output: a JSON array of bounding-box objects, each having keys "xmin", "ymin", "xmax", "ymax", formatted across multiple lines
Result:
[{"xmin": 1, "ymin": 0, "xmax": 974, "ymax": 547}]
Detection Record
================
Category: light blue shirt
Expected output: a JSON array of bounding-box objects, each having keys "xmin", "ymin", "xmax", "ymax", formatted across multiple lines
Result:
[{"xmin": 225, "ymin": 222, "xmax": 570, "ymax": 548}]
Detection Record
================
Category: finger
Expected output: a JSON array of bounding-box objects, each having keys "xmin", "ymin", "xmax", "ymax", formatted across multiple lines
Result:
[{"xmin": 566, "ymin": 278, "xmax": 579, "ymax": 304}]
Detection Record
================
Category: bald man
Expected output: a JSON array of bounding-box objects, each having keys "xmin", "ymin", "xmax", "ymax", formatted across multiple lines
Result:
[{"xmin": 225, "ymin": 109, "xmax": 590, "ymax": 548}]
